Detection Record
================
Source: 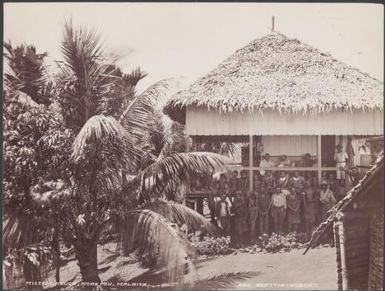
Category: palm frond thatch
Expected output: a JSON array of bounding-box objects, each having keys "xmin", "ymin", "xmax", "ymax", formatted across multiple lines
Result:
[
  {"xmin": 164, "ymin": 32, "xmax": 383, "ymax": 123},
  {"xmin": 136, "ymin": 152, "xmax": 225, "ymax": 200},
  {"xmin": 118, "ymin": 209, "xmax": 195, "ymax": 283},
  {"xmin": 140, "ymin": 200, "xmax": 219, "ymax": 234}
]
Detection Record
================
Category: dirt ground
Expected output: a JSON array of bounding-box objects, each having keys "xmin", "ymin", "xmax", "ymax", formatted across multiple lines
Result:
[
  {"xmin": 194, "ymin": 246, "xmax": 337, "ymax": 290},
  {"xmin": 43, "ymin": 244, "xmax": 337, "ymax": 290}
]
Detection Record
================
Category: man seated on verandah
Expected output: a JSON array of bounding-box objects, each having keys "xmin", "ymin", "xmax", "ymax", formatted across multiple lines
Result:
[
  {"xmin": 296, "ymin": 153, "xmax": 317, "ymax": 168},
  {"xmin": 259, "ymin": 153, "xmax": 275, "ymax": 176},
  {"xmin": 277, "ymin": 155, "xmax": 292, "ymax": 168}
]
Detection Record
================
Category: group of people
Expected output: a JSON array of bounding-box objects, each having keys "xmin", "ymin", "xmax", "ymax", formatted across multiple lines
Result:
[
  {"xmin": 189, "ymin": 147, "xmax": 366, "ymax": 248},
  {"xmin": 210, "ymin": 169, "xmax": 344, "ymax": 245}
]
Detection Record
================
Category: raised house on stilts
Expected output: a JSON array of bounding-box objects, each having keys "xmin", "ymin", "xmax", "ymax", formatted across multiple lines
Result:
[{"xmin": 163, "ymin": 32, "xmax": 383, "ymax": 214}]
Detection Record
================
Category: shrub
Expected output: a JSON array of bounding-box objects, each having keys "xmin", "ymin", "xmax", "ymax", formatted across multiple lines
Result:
[
  {"xmin": 191, "ymin": 236, "xmax": 232, "ymax": 256},
  {"xmin": 256, "ymin": 232, "xmax": 306, "ymax": 253}
]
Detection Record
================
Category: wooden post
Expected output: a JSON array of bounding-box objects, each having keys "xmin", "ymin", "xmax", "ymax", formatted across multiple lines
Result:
[
  {"xmin": 338, "ymin": 222, "xmax": 349, "ymax": 290},
  {"xmin": 185, "ymin": 136, "xmax": 191, "ymax": 152},
  {"xmin": 249, "ymin": 135, "xmax": 253, "ymax": 192},
  {"xmin": 318, "ymin": 134, "xmax": 322, "ymax": 183},
  {"xmin": 272, "ymin": 16, "xmax": 275, "ymax": 32}
]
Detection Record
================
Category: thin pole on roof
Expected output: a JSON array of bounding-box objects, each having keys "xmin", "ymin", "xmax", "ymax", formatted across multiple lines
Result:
[{"xmin": 272, "ymin": 16, "xmax": 275, "ymax": 32}]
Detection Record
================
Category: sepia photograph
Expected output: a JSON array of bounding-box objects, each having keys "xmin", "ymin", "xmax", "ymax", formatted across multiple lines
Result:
[{"xmin": 2, "ymin": 2, "xmax": 384, "ymax": 290}]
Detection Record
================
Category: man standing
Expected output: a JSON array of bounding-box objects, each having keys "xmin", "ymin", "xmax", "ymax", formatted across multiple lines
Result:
[
  {"xmin": 215, "ymin": 194, "xmax": 231, "ymax": 235},
  {"xmin": 270, "ymin": 187, "xmax": 287, "ymax": 235},
  {"xmin": 334, "ymin": 144, "xmax": 349, "ymax": 181}
]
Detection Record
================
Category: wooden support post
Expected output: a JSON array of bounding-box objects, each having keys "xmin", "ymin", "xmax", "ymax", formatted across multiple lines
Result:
[
  {"xmin": 318, "ymin": 134, "xmax": 322, "ymax": 183},
  {"xmin": 249, "ymin": 135, "xmax": 253, "ymax": 193},
  {"xmin": 186, "ymin": 136, "xmax": 190, "ymax": 152},
  {"xmin": 197, "ymin": 198, "xmax": 203, "ymax": 215}
]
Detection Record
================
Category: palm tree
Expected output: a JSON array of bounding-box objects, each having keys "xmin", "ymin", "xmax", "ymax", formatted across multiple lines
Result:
[{"xmin": 57, "ymin": 21, "xmax": 226, "ymax": 285}]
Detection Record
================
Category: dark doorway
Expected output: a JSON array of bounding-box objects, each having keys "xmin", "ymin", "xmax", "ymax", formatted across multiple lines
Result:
[{"xmin": 321, "ymin": 135, "xmax": 336, "ymax": 167}]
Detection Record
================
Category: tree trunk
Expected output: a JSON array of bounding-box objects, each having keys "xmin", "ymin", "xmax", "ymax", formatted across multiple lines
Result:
[
  {"xmin": 52, "ymin": 227, "xmax": 60, "ymax": 284},
  {"xmin": 75, "ymin": 240, "xmax": 100, "ymax": 284}
]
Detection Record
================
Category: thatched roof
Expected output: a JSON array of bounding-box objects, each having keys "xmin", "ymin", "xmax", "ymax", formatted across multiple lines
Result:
[
  {"xmin": 164, "ymin": 32, "xmax": 383, "ymax": 123},
  {"xmin": 304, "ymin": 151, "xmax": 384, "ymax": 254}
]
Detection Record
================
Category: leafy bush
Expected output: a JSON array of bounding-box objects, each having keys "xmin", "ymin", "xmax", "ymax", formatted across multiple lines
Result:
[
  {"xmin": 191, "ymin": 236, "xmax": 232, "ymax": 256},
  {"xmin": 256, "ymin": 232, "xmax": 306, "ymax": 253}
]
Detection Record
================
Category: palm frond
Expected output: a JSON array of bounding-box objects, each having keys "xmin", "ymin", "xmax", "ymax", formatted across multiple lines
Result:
[
  {"xmin": 61, "ymin": 20, "xmax": 103, "ymax": 82},
  {"xmin": 191, "ymin": 272, "xmax": 259, "ymax": 290},
  {"xmin": 59, "ymin": 20, "xmax": 120, "ymax": 130},
  {"xmin": 123, "ymin": 67, "xmax": 147, "ymax": 87},
  {"xmin": 3, "ymin": 215, "xmax": 40, "ymax": 250},
  {"xmin": 219, "ymin": 143, "xmax": 237, "ymax": 159},
  {"xmin": 3, "ymin": 41, "xmax": 50, "ymax": 104},
  {"xmin": 139, "ymin": 199, "xmax": 219, "ymax": 234},
  {"xmin": 71, "ymin": 114, "xmax": 138, "ymax": 163},
  {"xmin": 118, "ymin": 80, "xmax": 170, "ymax": 141},
  {"xmin": 136, "ymin": 152, "xmax": 225, "ymax": 200},
  {"xmin": 118, "ymin": 209, "xmax": 196, "ymax": 282}
]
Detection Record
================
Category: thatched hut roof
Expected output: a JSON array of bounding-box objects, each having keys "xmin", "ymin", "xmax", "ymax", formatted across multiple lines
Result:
[
  {"xmin": 304, "ymin": 151, "xmax": 384, "ymax": 254},
  {"xmin": 164, "ymin": 32, "xmax": 383, "ymax": 123}
]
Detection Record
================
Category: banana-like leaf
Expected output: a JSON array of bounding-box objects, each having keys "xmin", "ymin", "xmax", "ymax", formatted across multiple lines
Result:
[
  {"xmin": 139, "ymin": 199, "xmax": 219, "ymax": 234},
  {"xmin": 118, "ymin": 209, "xmax": 196, "ymax": 283}
]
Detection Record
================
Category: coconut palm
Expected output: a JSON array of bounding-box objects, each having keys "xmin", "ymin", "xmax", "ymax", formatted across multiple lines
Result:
[{"xmin": 56, "ymin": 21, "xmax": 226, "ymax": 285}]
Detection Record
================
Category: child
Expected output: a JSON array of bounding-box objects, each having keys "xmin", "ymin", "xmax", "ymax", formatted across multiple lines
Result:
[
  {"xmin": 270, "ymin": 187, "xmax": 287, "ymax": 235},
  {"xmin": 318, "ymin": 181, "xmax": 337, "ymax": 221},
  {"xmin": 247, "ymin": 190, "xmax": 259, "ymax": 243},
  {"xmin": 334, "ymin": 144, "xmax": 348, "ymax": 181},
  {"xmin": 289, "ymin": 171, "xmax": 305, "ymax": 191},
  {"xmin": 215, "ymin": 194, "xmax": 231, "ymax": 235},
  {"xmin": 327, "ymin": 173, "xmax": 337, "ymax": 193},
  {"xmin": 215, "ymin": 173, "xmax": 228, "ymax": 195},
  {"xmin": 302, "ymin": 179, "xmax": 317, "ymax": 240},
  {"xmin": 253, "ymin": 171, "xmax": 262, "ymax": 193},
  {"xmin": 263, "ymin": 170, "xmax": 276, "ymax": 195},
  {"xmin": 233, "ymin": 192, "xmax": 248, "ymax": 247},
  {"xmin": 228, "ymin": 170, "xmax": 240, "ymax": 196},
  {"xmin": 286, "ymin": 187, "xmax": 301, "ymax": 233},
  {"xmin": 239, "ymin": 170, "xmax": 249, "ymax": 195},
  {"xmin": 258, "ymin": 186, "xmax": 270, "ymax": 236},
  {"xmin": 277, "ymin": 171, "xmax": 289, "ymax": 189}
]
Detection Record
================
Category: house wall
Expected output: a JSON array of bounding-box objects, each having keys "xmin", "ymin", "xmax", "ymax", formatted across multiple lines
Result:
[
  {"xmin": 186, "ymin": 107, "xmax": 383, "ymax": 136},
  {"xmin": 368, "ymin": 204, "xmax": 384, "ymax": 289},
  {"xmin": 338, "ymin": 212, "xmax": 371, "ymax": 290}
]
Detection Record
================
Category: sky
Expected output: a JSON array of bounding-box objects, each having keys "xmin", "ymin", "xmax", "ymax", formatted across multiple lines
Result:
[{"xmin": 4, "ymin": 3, "xmax": 384, "ymax": 93}]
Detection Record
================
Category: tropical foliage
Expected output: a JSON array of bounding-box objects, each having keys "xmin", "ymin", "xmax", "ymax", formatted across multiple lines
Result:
[{"xmin": 3, "ymin": 21, "xmax": 226, "ymax": 288}]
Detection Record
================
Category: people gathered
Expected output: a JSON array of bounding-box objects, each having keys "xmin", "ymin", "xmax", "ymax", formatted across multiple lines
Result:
[{"xmin": 208, "ymin": 154, "xmax": 353, "ymax": 244}]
